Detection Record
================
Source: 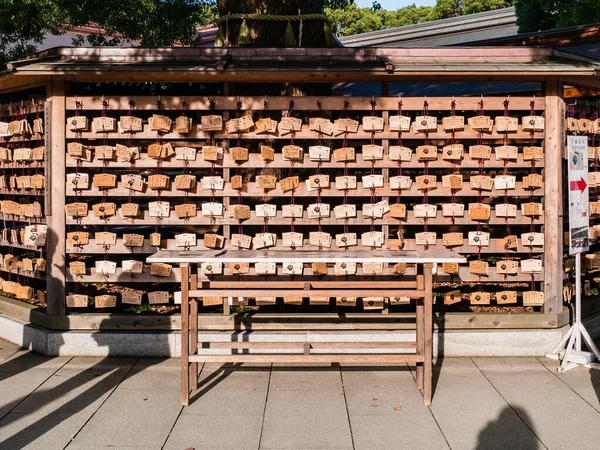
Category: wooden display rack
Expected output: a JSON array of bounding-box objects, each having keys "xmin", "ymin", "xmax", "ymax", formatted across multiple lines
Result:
[{"xmin": 147, "ymin": 249, "xmax": 466, "ymax": 405}]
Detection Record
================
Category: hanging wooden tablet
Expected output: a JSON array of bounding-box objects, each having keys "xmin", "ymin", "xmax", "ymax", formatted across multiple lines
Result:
[
  {"xmin": 362, "ymin": 144, "xmax": 384, "ymax": 161},
  {"xmin": 333, "ymin": 176, "xmax": 356, "ymax": 191},
  {"xmin": 306, "ymin": 174, "xmax": 330, "ymax": 190},
  {"xmin": 362, "ymin": 116, "xmax": 384, "ymax": 132},
  {"xmin": 282, "ymin": 145, "xmax": 302, "ymax": 161},
  {"xmin": 523, "ymin": 146, "xmax": 543, "ymax": 161},
  {"xmin": 122, "ymin": 260, "xmax": 143, "ymax": 274},
  {"xmin": 363, "ymin": 262, "xmax": 384, "ymax": 276},
  {"xmin": 280, "ymin": 176, "xmax": 300, "ymax": 192},
  {"xmin": 470, "ymin": 175, "xmax": 493, "ymax": 191},
  {"xmin": 494, "ymin": 290, "xmax": 517, "ymax": 305},
  {"xmin": 416, "ymin": 175, "xmax": 436, "ymax": 191},
  {"xmin": 523, "ymin": 291, "xmax": 545, "ymax": 306},
  {"xmin": 256, "ymin": 204, "xmax": 277, "ymax": 217},
  {"xmin": 68, "ymin": 142, "xmax": 86, "ymax": 158},
  {"xmin": 522, "ymin": 115, "xmax": 544, "ymax": 131},
  {"xmin": 92, "ymin": 202, "xmax": 116, "ymax": 218},
  {"xmin": 119, "ymin": 291, "xmax": 142, "ymax": 305},
  {"xmin": 149, "ymin": 201, "xmax": 170, "ymax": 218},
  {"xmin": 333, "ymin": 147, "xmax": 355, "ymax": 162},
  {"xmin": 94, "ymin": 145, "xmax": 114, "ymax": 161},
  {"xmin": 150, "ymin": 232, "xmax": 161, "ymax": 247},
  {"xmin": 469, "ymin": 145, "xmax": 492, "ymax": 160},
  {"xmin": 335, "ymin": 232, "xmax": 357, "ymax": 248},
  {"xmin": 283, "ymin": 262, "xmax": 304, "ymax": 276},
  {"xmin": 22, "ymin": 258, "xmax": 34, "ymax": 272},
  {"xmin": 309, "ymin": 117, "xmax": 334, "ymax": 135},
  {"xmin": 470, "ymin": 292, "xmax": 491, "ymax": 305},
  {"xmin": 201, "ymin": 202, "xmax": 223, "ymax": 217},
  {"xmin": 521, "ymin": 259, "xmax": 542, "ymax": 273},
  {"xmin": 468, "ymin": 115, "xmax": 493, "ymax": 132},
  {"xmin": 497, "ymin": 260, "xmax": 518, "ymax": 275},
  {"xmin": 13, "ymin": 148, "xmax": 32, "ymax": 162},
  {"xmin": 254, "ymin": 117, "xmax": 278, "ymax": 134},
  {"xmin": 495, "ymin": 145, "xmax": 518, "ymax": 161},
  {"xmin": 23, "ymin": 224, "xmax": 46, "ymax": 246},
  {"xmin": 334, "ymin": 118, "xmax": 359, "ymax": 134},
  {"xmin": 69, "ymin": 261, "xmax": 86, "ymax": 275},
  {"xmin": 503, "ymin": 235, "xmax": 518, "ymax": 249},
  {"xmin": 282, "ymin": 204, "xmax": 303, "ymax": 218},
  {"xmin": 363, "ymin": 297, "xmax": 384, "ymax": 310},
  {"xmin": 148, "ymin": 174, "xmax": 170, "ymax": 190},
  {"xmin": 16, "ymin": 175, "xmax": 31, "ymax": 190},
  {"xmin": 334, "ymin": 204, "xmax": 357, "ymax": 219},
  {"xmin": 362, "ymin": 174, "xmax": 384, "ymax": 189},
  {"xmin": 389, "ymin": 115, "xmax": 411, "ymax": 131},
  {"xmin": 444, "ymin": 290, "xmax": 462, "ymax": 305},
  {"xmin": 175, "ymin": 116, "xmax": 192, "ymax": 134},
  {"xmin": 387, "ymin": 147, "xmax": 412, "ymax": 164},
  {"xmin": 414, "ymin": 204, "xmax": 437, "ymax": 218},
  {"xmin": 279, "ymin": 117, "xmax": 303, "ymax": 134},
  {"xmin": 389, "ymin": 175, "xmax": 412, "ymax": 190},
  {"xmin": 495, "ymin": 203, "xmax": 517, "ymax": 218},
  {"xmin": 175, "ymin": 203, "xmax": 197, "ymax": 219},
  {"xmin": 282, "ymin": 231, "xmax": 304, "ymax": 248},
  {"xmin": 361, "ymin": 231, "xmax": 385, "ymax": 247},
  {"xmin": 307, "ymin": 203, "xmax": 330, "ymax": 219},
  {"xmin": 416, "ymin": 145, "xmax": 438, "ymax": 161},
  {"xmin": 442, "ymin": 116, "xmax": 465, "ymax": 131},
  {"xmin": 255, "ymin": 262, "xmax": 276, "ymax": 275},
  {"xmin": 523, "ymin": 173, "xmax": 543, "ymax": 190},
  {"xmin": 150, "ymin": 114, "xmax": 172, "ymax": 132},
  {"xmin": 442, "ymin": 262, "xmax": 459, "ymax": 275},
  {"xmin": 95, "ymin": 232, "xmax": 117, "ymax": 246},
  {"xmin": 469, "ymin": 203, "xmax": 491, "ymax": 221},
  {"xmin": 309, "ymin": 231, "xmax": 332, "ymax": 248},
  {"xmin": 121, "ymin": 174, "xmax": 144, "ymax": 192},
  {"xmin": 442, "ymin": 144, "xmax": 463, "ymax": 161},
  {"xmin": 201, "ymin": 296, "xmax": 222, "ymax": 307},
  {"xmin": 200, "ymin": 176, "xmax": 224, "ymax": 191},
  {"xmin": 115, "ymin": 144, "xmax": 133, "ymax": 162},
  {"xmin": 201, "ymin": 262, "xmax": 224, "ymax": 276},
  {"xmin": 66, "ymin": 294, "xmax": 88, "ymax": 308},
  {"xmin": 175, "ymin": 147, "xmax": 197, "ymax": 161},
  {"xmin": 92, "ymin": 173, "xmax": 117, "ymax": 189},
  {"xmin": 119, "ymin": 115, "xmax": 143, "ymax": 133},
  {"xmin": 309, "ymin": 145, "xmax": 331, "ymax": 162},
  {"xmin": 67, "ymin": 116, "xmax": 88, "ymax": 131},
  {"xmin": 256, "ymin": 175, "xmax": 277, "ymax": 190},
  {"xmin": 442, "ymin": 174, "xmax": 463, "ymax": 190},
  {"xmin": 469, "ymin": 260, "xmax": 489, "ymax": 276},
  {"xmin": 493, "ymin": 175, "xmax": 516, "ymax": 190},
  {"xmin": 589, "ymin": 173, "xmax": 600, "ymax": 189},
  {"xmin": 150, "ymin": 263, "xmax": 172, "ymax": 277},
  {"xmin": 443, "ymin": 232, "xmax": 463, "ymax": 247},
  {"xmin": 521, "ymin": 232, "xmax": 544, "ymax": 247},
  {"xmin": 231, "ymin": 175, "xmax": 243, "ymax": 190},
  {"xmin": 468, "ymin": 231, "xmax": 490, "ymax": 247},
  {"xmin": 413, "ymin": 116, "xmax": 437, "ymax": 132},
  {"xmin": 389, "ymin": 203, "xmax": 407, "ymax": 219},
  {"xmin": 201, "ymin": 233, "xmax": 221, "ymax": 249},
  {"xmin": 229, "ymin": 146, "xmax": 248, "ymax": 162},
  {"xmin": 231, "ymin": 233, "xmax": 252, "ymax": 249},
  {"xmin": 202, "ymin": 146, "xmax": 221, "ymax": 162},
  {"xmin": 67, "ymin": 231, "xmax": 89, "ymax": 246},
  {"xmin": 92, "ymin": 117, "xmax": 117, "ymax": 133},
  {"xmin": 590, "ymin": 201, "xmax": 600, "ymax": 216},
  {"xmin": 95, "ymin": 260, "xmax": 117, "ymax": 275},
  {"xmin": 522, "ymin": 202, "xmax": 542, "ymax": 217},
  {"xmin": 201, "ymin": 115, "xmax": 223, "ymax": 131},
  {"xmin": 495, "ymin": 116, "xmax": 518, "ymax": 132},
  {"xmin": 229, "ymin": 262, "xmax": 250, "ymax": 275},
  {"xmin": 252, "ymin": 232, "xmax": 277, "ymax": 249},
  {"xmin": 238, "ymin": 115, "xmax": 255, "ymax": 131},
  {"xmin": 0, "ymin": 147, "xmax": 11, "ymax": 161},
  {"xmin": 336, "ymin": 296, "xmax": 357, "ymax": 306},
  {"xmin": 233, "ymin": 204, "xmax": 251, "ymax": 220},
  {"xmin": 175, "ymin": 175, "xmax": 196, "ymax": 191},
  {"xmin": 122, "ymin": 233, "xmax": 144, "ymax": 247},
  {"xmin": 31, "ymin": 146, "xmax": 44, "ymax": 161}
]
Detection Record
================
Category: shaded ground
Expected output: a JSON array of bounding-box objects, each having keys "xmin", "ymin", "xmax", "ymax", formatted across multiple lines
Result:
[{"xmin": 1, "ymin": 338, "xmax": 599, "ymax": 449}]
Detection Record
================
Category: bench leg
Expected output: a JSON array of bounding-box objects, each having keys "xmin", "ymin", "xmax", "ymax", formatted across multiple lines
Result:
[
  {"xmin": 181, "ymin": 264, "xmax": 190, "ymax": 406},
  {"xmin": 423, "ymin": 263, "xmax": 433, "ymax": 406},
  {"xmin": 416, "ymin": 298, "xmax": 424, "ymax": 390},
  {"xmin": 190, "ymin": 296, "xmax": 199, "ymax": 391}
]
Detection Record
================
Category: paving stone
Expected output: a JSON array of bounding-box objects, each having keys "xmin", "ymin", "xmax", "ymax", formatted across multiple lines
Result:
[
  {"xmin": 119, "ymin": 357, "xmax": 180, "ymax": 389},
  {"xmin": 0, "ymin": 351, "xmax": 70, "ymax": 388},
  {"xmin": 0, "ymin": 340, "xmax": 19, "ymax": 363},
  {"xmin": 0, "ymin": 385, "xmax": 38, "ymax": 420},
  {"xmin": 260, "ymin": 389, "xmax": 353, "ymax": 449},
  {"xmin": 69, "ymin": 387, "xmax": 182, "ymax": 448},
  {"xmin": 270, "ymin": 364, "xmax": 342, "ymax": 392},
  {"xmin": 164, "ymin": 413, "xmax": 263, "ymax": 450}
]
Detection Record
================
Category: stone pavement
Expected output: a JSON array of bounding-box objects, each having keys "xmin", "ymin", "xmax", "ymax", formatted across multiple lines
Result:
[{"xmin": 1, "ymin": 338, "xmax": 600, "ymax": 450}]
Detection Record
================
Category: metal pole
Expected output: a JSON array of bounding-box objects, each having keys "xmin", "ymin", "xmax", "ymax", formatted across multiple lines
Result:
[{"xmin": 576, "ymin": 252, "xmax": 581, "ymax": 351}]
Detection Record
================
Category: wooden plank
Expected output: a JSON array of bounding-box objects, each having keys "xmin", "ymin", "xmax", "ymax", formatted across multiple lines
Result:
[
  {"xmin": 208, "ymin": 281, "xmax": 420, "ymax": 289},
  {"xmin": 180, "ymin": 263, "xmax": 189, "ymax": 406},
  {"xmin": 189, "ymin": 289, "xmax": 425, "ymax": 298},
  {"xmin": 200, "ymin": 341, "xmax": 417, "ymax": 349},
  {"xmin": 189, "ymin": 354, "xmax": 424, "ymax": 363},
  {"xmin": 46, "ymin": 80, "xmax": 66, "ymax": 316},
  {"xmin": 67, "ymin": 96, "xmax": 546, "ymax": 111},
  {"xmin": 543, "ymin": 80, "xmax": 564, "ymax": 314},
  {"xmin": 423, "ymin": 263, "xmax": 433, "ymax": 405},
  {"xmin": 0, "ymin": 267, "xmax": 46, "ymax": 280}
]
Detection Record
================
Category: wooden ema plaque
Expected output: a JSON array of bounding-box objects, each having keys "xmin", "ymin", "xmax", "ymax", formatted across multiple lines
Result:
[
  {"xmin": 175, "ymin": 116, "xmax": 192, "ymax": 133},
  {"xmin": 95, "ymin": 295, "xmax": 117, "ymax": 308},
  {"xmin": 150, "ymin": 232, "xmax": 162, "ymax": 246},
  {"xmin": 468, "ymin": 231, "xmax": 490, "ymax": 247},
  {"xmin": 497, "ymin": 260, "xmax": 518, "ymax": 275},
  {"xmin": 442, "ymin": 144, "xmax": 463, "ymax": 161},
  {"xmin": 231, "ymin": 234, "xmax": 251, "ymax": 249},
  {"xmin": 120, "ymin": 115, "xmax": 143, "ymax": 132},
  {"xmin": 336, "ymin": 296, "xmax": 357, "ymax": 306},
  {"xmin": 92, "ymin": 117, "xmax": 117, "ymax": 133},
  {"xmin": 148, "ymin": 174, "xmax": 170, "ymax": 190},
  {"xmin": 415, "ymin": 232, "xmax": 436, "ymax": 246},
  {"xmin": 95, "ymin": 145, "xmax": 114, "ymax": 161},
  {"xmin": 522, "ymin": 291, "xmax": 545, "ymax": 306},
  {"xmin": 309, "ymin": 117, "xmax": 334, "ymax": 135},
  {"xmin": 363, "ymin": 297, "xmax": 384, "ymax": 310},
  {"xmin": 521, "ymin": 259, "xmax": 542, "ymax": 273},
  {"xmin": 503, "ymin": 235, "xmax": 518, "ymax": 249},
  {"xmin": 470, "ymin": 292, "xmax": 491, "ymax": 305},
  {"xmin": 69, "ymin": 261, "xmax": 86, "ymax": 275},
  {"xmin": 523, "ymin": 146, "xmax": 543, "ymax": 161},
  {"xmin": 309, "ymin": 145, "xmax": 330, "ymax": 162},
  {"xmin": 260, "ymin": 145, "xmax": 276, "ymax": 161},
  {"xmin": 257, "ymin": 175, "xmax": 277, "ymax": 190},
  {"xmin": 122, "ymin": 260, "xmax": 143, "ymax": 274},
  {"xmin": 202, "ymin": 146, "xmax": 221, "ymax": 162},
  {"xmin": 284, "ymin": 205, "xmax": 304, "ymax": 218},
  {"xmin": 201, "ymin": 115, "xmax": 223, "ymax": 131},
  {"xmin": 496, "ymin": 291, "xmax": 517, "ymax": 305},
  {"xmin": 281, "ymin": 176, "xmax": 299, "ymax": 192},
  {"xmin": 95, "ymin": 232, "xmax": 117, "ymax": 246},
  {"xmin": 279, "ymin": 117, "xmax": 302, "ymax": 134},
  {"xmin": 175, "ymin": 204, "xmax": 197, "ymax": 219},
  {"xmin": 92, "ymin": 173, "xmax": 117, "ymax": 189},
  {"xmin": 522, "ymin": 202, "xmax": 542, "ymax": 217},
  {"xmin": 229, "ymin": 262, "xmax": 250, "ymax": 275},
  {"xmin": 334, "ymin": 118, "xmax": 359, "ymax": 134},
  {"xmin": 231, "ymin": 175, "xmax": 243, "ymax": 190},
  {"xmin": 469, "ymin": 145, "xmax": 491, "ymax": 160},
  {"xmin": 92, "ymin": 202, "xmax": 116, "ymax": 218},
  {"xmin": 67, "ymin": 231, "xmax": 89, "ymax": 246},
  {"xmin": 469, "ymin": 260, "xmax": 489, "ymax": 276},
  {"xmin": 444, "ymin": 290, "xmax": 462, "ymax": 305},
  {"xmin": 67, "ymin": 116, "xmax": 88, "ymax": 131},
  {"xmin": 442, "ymin": 116, "xmax": 464, "ymax": 131},
  {"xmin": 469, "ymin": 203, "xmax": 491, "ymax": 221},
  {"xmin": 523, "ymin": 174, "xmax": 543, "ymax": 190},
  {"xmin": 416, "ymin": 145, "xmax": 438, "ymax": 161},
  {"xmin": 283, "ymin": 262, "xmax": 304, "ymax": 275},
  {"xmin": 493, "ymin": 175, "xmax": 516, "ymax": 190},
  {"xmin": 121, "ymin": 292, "xmax": 143, "ymax": 305},
  {"xmin": 335, "ymin": 232, "xmax": 357, "ymax": 248},
  {"xmin": 416, "ymin": 175, "xmax": 436, "ymax": 191},
  {"xmin": 389, "ymin": 115, "xmax": 411, "ymax": 132},
  {"xmin": 31, "ymin": 146, "xmax": 44, "ymax": 161},
  {"xmin": 521, "ymin": 232, "xmax": 544, "ymax": 247},
  {"xmin": 233, "ymin": 205, "xmax": 251, "ymax": 220},
  {"xmin": 362, "ymin": 145, "xmax": 384, "ymax": 161},
  {"xmin": 175, "ymin": 175, "xmax": 196, "ymax": 191},
  {"xmin": 442, "ymin": 175, "xmax": 463, "ymax": 190},
  {"xmin": 333, "ymin": 147, "xmax": 355, "ymax": 162},
  {"xmin": 362, "ymin": 116, "xmax": 384, "ymax": 132},
  {"xmin": 231, "ymin": 146, "xmax": 249, "ymax": 162},
  {"xmin": 414, "ymin": 204, "xmax": 437, "ymax": 218},
  {"xmin": 283, "ymin": 231, "xmax": 304, "ymax": 248},
  {"xmin": 443, "ymin": 232, "xmax": 463, "ymax": 247},
  {"xmin": 95, "ymin": 260, "xmax": 117, "ymax": 275},
  {"xmin": 150, "ymin": 263, "xmax": 172, "ymax": 277},
  {"xmin": 148, "ymin": 291, "xmax": 170, "ymax": 304},
  {"xmin": 389, "ymin": 175, "xmax": 411, "ymax": 190},
  {"xmin": 67, "ymin": 173, "xmax": 89, "ymax": 190},
  {"xmin": 66, "ymin": 294, "xmax": 88, "ymax": 308},
  {"xmin": 522, "ymin": 116, "xmax": 544, "ymax": 131},
  {"xmin": 496, "ymin": 204, "xmax": 517, "ymax": 218},
  {"xmin": 282, "ymin": 145, "xmax": 302, "ymax": 161},
  {"xmin": 495, "ymin": 116, "xmax": 518, "ymax": 132},
  {"xmin": 389, "ymin": 203, "xmax": 406, "ymax": 219},
  {"xmin": 150, "ymin": 114, "xmax": 172, "ymax": 132},
  {"xmin": 468, "ymin": 116, "xmax": 493, "ymax": 132},
  {"xmin": 255, "ymin": 118, "xmax": 278, "ymax": 134},
  {"xmin": 495, "ymin": 145, "xmax": 518, "ymax": 160},
  {"xmin": 413, "ymin": 116, "xmax": 437, "ymax": 132},
  {"xmin": 123, "ymin": 233, "xmax": 144, "ymax": 247},
  {"xmin": 442, "ymin": 262, "xmax": 459, "ymax": 274},
  {"xmin": 389, "ymin": 146, "xmax": 412, "ymax": 162}
]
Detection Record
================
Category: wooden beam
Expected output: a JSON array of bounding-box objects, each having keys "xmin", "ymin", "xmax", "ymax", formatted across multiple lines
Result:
[
  {"xmin": 46, "ymin": 80, "xmax": 66, "ymax": 316},
  {"xmin": 543, "ymin": 80, "xmax": 564, "ymax": 314}
]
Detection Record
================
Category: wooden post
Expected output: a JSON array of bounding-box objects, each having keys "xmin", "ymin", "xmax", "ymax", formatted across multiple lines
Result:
[
  {"xmin": 423, "ymin": 263, "xmax": 433, "ymax": 406},
  {"xmin": 189, "ymin": 272, "xmax": 199, "ymax": 391},
  {"xmin": 544, "ymin": 80, "xmax": 564, "ymax": 314},
  {"xmin": 181, "ymin": 263, "xmax": 190, "ymax": 405},
  {"xmin": 46, "ymin": 80, "xmax": 66, "ymax": 316}
]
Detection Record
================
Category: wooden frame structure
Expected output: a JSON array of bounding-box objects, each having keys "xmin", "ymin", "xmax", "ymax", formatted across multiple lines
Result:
[{"xmin": 0, "ymin": 46, "xmax": 598, "ymax": 335}]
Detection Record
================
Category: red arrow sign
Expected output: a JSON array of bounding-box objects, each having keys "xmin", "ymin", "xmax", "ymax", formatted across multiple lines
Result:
[{"xmin": 570, "ymin": 178, "xmax": 587, "ymax": 192}]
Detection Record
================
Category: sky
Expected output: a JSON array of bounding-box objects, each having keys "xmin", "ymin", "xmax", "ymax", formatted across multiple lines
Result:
[{"xmin": 354, "ymin": 0, "xmax": 437, "ymax": 10}]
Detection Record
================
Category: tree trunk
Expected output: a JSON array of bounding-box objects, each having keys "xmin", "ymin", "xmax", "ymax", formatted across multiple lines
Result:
[{"xmin": 217, "ymin": 0, "xmax": 331, "ymax": 47}]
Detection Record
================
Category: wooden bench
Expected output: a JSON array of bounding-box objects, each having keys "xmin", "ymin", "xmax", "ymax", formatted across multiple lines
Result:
[{"xmin": 147, "ymin": 249, "xmax": 466, "ymax": 406}]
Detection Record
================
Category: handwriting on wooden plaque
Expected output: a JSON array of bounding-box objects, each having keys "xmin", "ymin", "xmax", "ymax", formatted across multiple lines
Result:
[
  {"xmin": 256, "ymin": 203, "xmax": 277, "ymax": 217},
  {"xmin": 201, "ymin": 115, "xmax": 223, "ymax": 131},
  {"xmin": 174, "ymin": 174, "xmax": 196, "ymax": 191},
  {"xmin": 309, "ymin": 117, "xmax": 334, "ymax": 135},
  {"xmin": 121, "ymin": 291, "xmax": 143, "ymax": 305},
  {"xmin": 95, "ymin": 260, "xmax": 117, "ymax": 275},
  {"xmin": 252, "ymin": 232, "xmax": 277, "ymax": 249},
  {"xmin": 122, "ymin": 233, "xmax": 144, "ymax": 247},
  {"xmin": 148, "ymin": 174, "xmax": 170, "ymax": 190},
  {"xmin": 414, "ymin": 204, "xmax": 437, "ymax": 218},
  {"xmin": 148, "ymin": 201, "xmax": 170, "ymax": 218},
  {"xmin": 362, "ymin": 144, "xmax": 384, "ymax": 161},
  {"xmin": 334, "ymin": 118, "xmax": 359, "ymax": 134},
  {"xmin": 69, "ymin": 261, "xmax": 86, "ymax": 275},
  {"xmin": 497, "ymin": 260, "xmax": 518, "ymax": 275},
  {"xmin": 255, "ymin": 262, "xmax": 276, "ymax": 275},
  {"xmin": 495, "ymin": 203, "xmax": 517, "ymax": 218},
  {"xmin": 200, "ymin": 176, "xmax": 224, "ymax": 191},
  {"xmin": 231, "ymin": 233, "xmax": 252, "ymax": 249},
  {"xmin": 308, "ymin": 145, "xmax": 330, "ymax": 162},
  {"xmin": 309, "ymin": 231, "xmax": 332, "ymax": 248},
  {"xmin": 334, "ymin": 204, "xmax": 357, "ymax": 219},
  {"xmin": 442, "ymin": 115, "xmax": 464, "ymax": 131},
  {"xmin": 202, "ymin": 146, "xmax": 221, "ymax": 162},
  {"xmin": 121, "ymin": 174, "xmax": 144, "ymax": 192},
  {"xmin": 470, "ymin": 292, "xmax": 491, "ymax": 305},
  {"xmin": 470, "ymin": 175, "xmax": 493, "ymax": 191},
  {"xmin": 150, "ymin": 232, "xmax": 161, "ymax": 246},
  {"xmin": 495, "ymin": 116, "xmax": 518, "ymax": 132},
  {"xmin": 442, "ymin": 144, "xmax": 463, "ymax": 161},
  {"xmin": 522, "ymin": 115, "xmax": 544, "ymax": 131},
  {"xmin": 496, "ymin": 291, "xmax": 517, "ymax": 305},
  {"xmin": 469, "ymin": 145, "xmax": 492, "ymax": 160},
  {"xmin": 256, "ymin": 175, "xmax": 277, "ymax": 190},
  {"xmin": 67, "ymin": 116, "xmax": 88, "ymax": 131},
  {"xmin": 523, "ymin": 173, "xmax": 543, "ymax": 190},
  {"xmin": 150, "ymin": 263, "xmax": 172, "ymax": 277},
  {"xmin": 282, "ymin": 262, "xmax": 304, "ymax": 276},
  {"xmin": 175, "ymin": 147, "xmax": 197, "ymax": 161},
  {"xmin": 442, "ymin": 262, "xmax": 459, "ymax": 275},
  {"xmin": 413, "ymin": 116, "xmax": 437, "ymax": 132},
  {"xmin": 282, "ymin": 204, "xmax": 303, "ymax": 218},
  {"xmin": 280, "ymin": 176, "xmax": 299, "ymax": 192},
  {"xmin": 175, "ymin": 203, "xmax": 197, "ymax": 219},
  {"xmin": 389, "ymin": 146, "xmax": 412, "ymax": 162},
  {"xmin": 282, "ymin": 145, "xmax": 302, "ymax": 161},
  {"xmin": 67, "ymin": 173, "xmax": 89, "ymax": 190},
  {"xmin": 442, "ymin": 174, "xmax": 463, "ymax": 190},
  {"xmin": 443, "ymin": 232, "xmax": 463, "ymax": 247},
  {"xmin": 523, "ymin": 146, "xmax": 543, "ymax": 161},
  {"xmin": 307, "ymin": 203, "xmax": 330, "ymax": 219},
  {"xmin": 361, "ymin": 231, "xmax": 384, "ymax": 248},
  {"xmin": 521, "ymin": 232, "xmax": 544, "ymax": 247},
  {"xmin": 281, "ymin": 231, "xmax": 303, "ymax": 248},
  {"xmin": 254, "ymin": 117, "xmax": 278, "ymax": 134},
  {"xmin": 175, "ymin": 116, "xmax": 192, "ymax": 134},
  {"xmin": 306, "ymin": 174, "xmax": 330, "ymax": 190},
  {"xmin": 469, "ymin": 203, "xmax": 491, "ymax": 221},
  {"xmin": 93, "ymin": 173, "xmax": 117, "ymax": 189},
  {"xmin": 523, "ymin": 291, "xmax": 545, "ymax": 306},
  {"xmin": 66, "ymin": 294, "xmax": 88, "ymax": 308},
  {"xmin": 468, "ymin": 115, "xmax": 493, "ymax": 132},
  {"xmin": 495, "ymin": 145, "xmax": 518, "ymax": 161},
  {"xmin": 279, "ymin": 117, "xmax": 302, "ymax": 133},
  {"xmin": 122, "ymin": 260, "xmax": 143, "ymax": 274},
  {"xmin": 233, "ymin": 205, "xmax": 251, "ymax": 220},
  {"xmin": 389, "ymin": 115, "xmax": 411, "ymax": 131},
  {"xmin": 416, "ymin": 145, "xmax": 438, "ymax": 161},
  {"xmin": 231, "ymin": 175, "xmax": 243, "ymax": 190},
  {"xmin": 119, "ymin": 115, "xmax": 143, "ymax": 133},
  {"xmin": 469, "ymin": 260, "xmax": 489, "ymax": 276},
  {"xmin": 521, "ymin": 258, "xmax": 542, "ymax": 274},
  {"xmin": 93, "ymin": 116, "xmax": 117, "ymax": 133},
  {"xmin": 95, "ymin": 145, "xmax": 114, "ymax": 161},
  {"xmin": 362, "ymin": 116, "xmax": 384, "ymax": 132},
  {"xmin": 335, "ymin": 176, "xmax": 357, "ymax": 190},
  {"xmin": 389, "ymin": 175, "xmax": 412, "ymax": 190},
  {"xmin": 150, "ymin": 114, "xmax": 172, "ymax": 132},
  {"xmin": 200, "ymin": 233, "xmax": 221, "ymax": 249},
  {"xmin": 522, "ymin": 202, "xmax": 542, "ymax": 217},
  {"xmin": 92, "ymin": 202, "xmax": 116, "ymax": 218},
  {"xmin": 362, "ymin": 174, "xmax": 384, "ymax": 189},
  {"xmin": 229, "ymin": 262, "xmax": 250, "ymax": 275},
  {"xmin": 67, "ymin": 231, "xmax": 89, "ymax": 246},
  {"xmin": 493, "ymin": 175, "xmax": 516, "ymax": 190}
]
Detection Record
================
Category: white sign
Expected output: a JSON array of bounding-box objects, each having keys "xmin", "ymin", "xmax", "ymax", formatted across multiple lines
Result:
[{"xmin": 568, "ymin": 135, "xmax": 589, "ymax": 255}]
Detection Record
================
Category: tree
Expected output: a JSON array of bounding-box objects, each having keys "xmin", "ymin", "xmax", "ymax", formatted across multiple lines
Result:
[
  {"xmin": 515, "ymin": 0, "xmax": 600, "ymax": 33},
  {"xmin": 0, "ymin": 0, "xmax": 218, "ymax": 66}
]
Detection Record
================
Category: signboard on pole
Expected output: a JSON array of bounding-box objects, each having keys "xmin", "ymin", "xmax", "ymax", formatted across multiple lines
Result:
[{"xmin": 567, "ymin": 135, "xmax": 589, "ymax": 255}]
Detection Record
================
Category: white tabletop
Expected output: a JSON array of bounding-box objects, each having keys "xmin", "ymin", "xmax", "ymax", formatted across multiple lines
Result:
[{"xmin": 147, "ymin": 249, "xmax": 467, "ymax": 264}]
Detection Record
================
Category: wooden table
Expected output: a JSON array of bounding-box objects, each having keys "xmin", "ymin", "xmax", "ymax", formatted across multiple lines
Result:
[{"xmin": 147, "ymin": 249, "xmax": 466, "ymax": 406}]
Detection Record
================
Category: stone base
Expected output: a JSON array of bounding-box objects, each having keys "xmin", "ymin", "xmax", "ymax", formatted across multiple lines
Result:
[{"xmin": 3, "ymin": 312, "xmax": 600, "ymax": 357}]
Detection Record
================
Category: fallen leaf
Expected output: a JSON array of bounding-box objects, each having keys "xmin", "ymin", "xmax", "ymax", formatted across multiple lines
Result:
[{"xmin": 393, "ymin": 406, "xmax": 402, "ymax": 412}]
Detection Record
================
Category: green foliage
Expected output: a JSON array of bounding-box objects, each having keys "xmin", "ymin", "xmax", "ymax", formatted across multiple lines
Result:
[
  {"xmin": 326, "ymin": 0, "xmax": 510, "ymax": 37},
  {"xmin": 0, "ymin": 0, "xmax": 217, "ymax": 66},
  {"xmin": 515, "ymin": 0, "xmax": 600, "ymax": 33}
]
